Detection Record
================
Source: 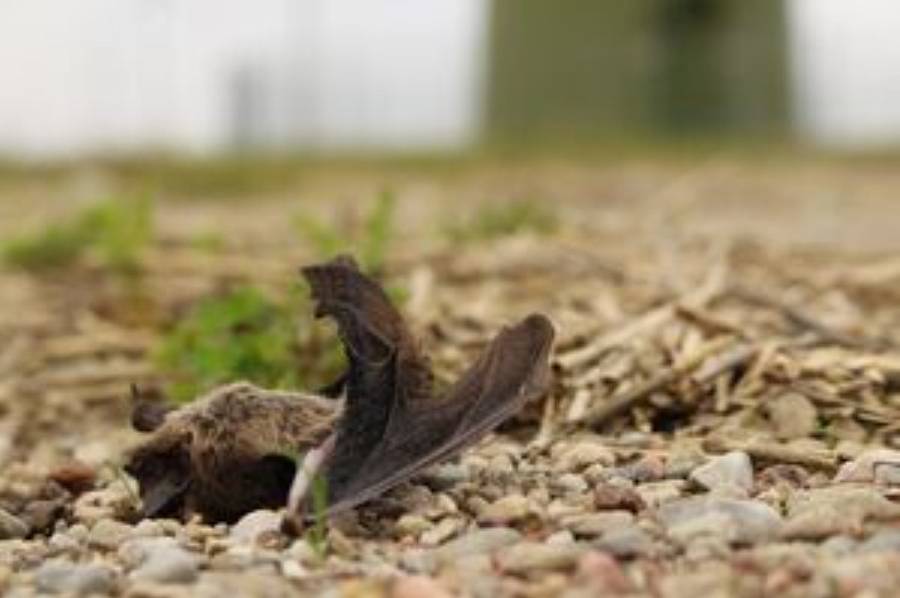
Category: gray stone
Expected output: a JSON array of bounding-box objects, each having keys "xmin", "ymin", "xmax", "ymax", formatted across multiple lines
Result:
[
  {"xmin": 420, "ymin": 517, "xmax": 464, "ymax": 547},
  {"xmin": 560, "ymin": 510, "xmax": 635, "ymax": 537},
  {"xmin": 497, "ymin": 541, "xmax": 586, "ymax": 573},
  {"xmin": 689, "ymin": 451, "xmax": 754, "ymax": 494},
  {"xmin": 595, "ymin": 525, "xmax": 662, "ymax": 558},
  {"xmin": 433, "ymin": 527, "xmax": 522, "ymax": 567},
  {"xmin": 130, "ymin": 546, "xmax": 199, "ymax": 584},
  {"xmin": 230, "ymin": 509, "xmax": 282, "ymax": 544},
  {"xmin": 834, "ymin": 449, "xmax": 900, "ymax": 485},
  {"xmin": 420, "ymin": 463, "xmax": 470, "ymax": 490},
  {"xmin": 132, "ymin": 519, "xmax": 166, "ymax": 538},
  {"xmin": 665, "ymin": 451, "xmax": 707, "ymax": 479},
  {"xmin": 658, "ymin": 496, "xmax": 782, "ymax": 545},
  {"xmin": 783, "ymin": 485, "xmax": 900, "ymax": 540},
  {"xmin": 635, "ymin": 480, "xmax": 687, "ymax": 508},
  {"xmin": 118, "ymin": 536, "xmax": 181, "ymax": 569},
  {"xmin": 395, "ymin": 514, "xmax": 432, "ymax": 537},
  {"xmin": 440, "ymin": 554, "xmax": 498, "ymax": 598},
  {"xmin": 73, "ymin": 487, "xmax": 136, "ymax": 525},
  {"xmin": 766, "ymin": 392, "xmax": 818, "ymax": 440},
  {"xmin": 552, "ymin": 440, "xmax": 616, "ymax": 473},
  {"xmin": 821, "ymin": 535, "xmax": 859, "ymax": 557},
  {"xmin": 616, "ymin": 454, "xmax": 666, "ymax": 483},
  {"xmin": 35, "ymin": 559, "xmax": 116, "ymax": 595},
  {"xmin": 859, "ymin": 530, "xmax": 900, "ymax": 554},
  {"xmin": 0, "ymin": 508, "xmax": 29, "ymax": 539},
  {"xmin": 553, "ymin": 473, "xmax": 589, "ymax": 494},
  {"xmin": 88, "ymin": 518, "xmax": 132, "ymax": 550},
  {"xmin": 477, "ymin": 494, "xmax": 531, "ymax": 525},
  {"xmin": 47, "ymin": 531, "xmax": 81, "ymax": 553}
]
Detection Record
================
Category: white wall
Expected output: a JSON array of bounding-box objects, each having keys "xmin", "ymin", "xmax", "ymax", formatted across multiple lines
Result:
[
  {"xmin": 0, "ymin": 0, "xmax": 488, "ymax": 157},
  {"xmin": 788, "ymin": 0, "xmax": 900, "ymax": 147}
]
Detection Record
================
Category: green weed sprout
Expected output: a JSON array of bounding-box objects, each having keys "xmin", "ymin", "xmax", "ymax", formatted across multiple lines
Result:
[
  {"xmin": 155, "ymin": 287, "xmax": 300, "ymax": 403},
  {"xmin": 3, "ymin": 196, "xmax": 154, "ymax": 274},
  {"xmin": 445, "ymin": 199, "xmax": 558, "ymax": 243},
  {"xmin": 306, "ymin": 473, "xmax": 329, "ymax": 560},
  {"xmin": 156, "ymin": 284, "xmax": 345, "ymax": 404},
  {"xmin": 294, "ymin": 190, "xmax": 396, "ymax": 274}
]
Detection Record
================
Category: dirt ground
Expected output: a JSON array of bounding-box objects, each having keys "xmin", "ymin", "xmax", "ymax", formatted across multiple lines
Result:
[{"xmin": 1, "ymin": 156, "xmax": 900, "ymax": 597}]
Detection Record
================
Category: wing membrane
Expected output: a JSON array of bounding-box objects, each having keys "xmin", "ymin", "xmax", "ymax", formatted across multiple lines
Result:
[{"xmin": 301, "ymin": 256, "xmax": 554, "ymax": 514}]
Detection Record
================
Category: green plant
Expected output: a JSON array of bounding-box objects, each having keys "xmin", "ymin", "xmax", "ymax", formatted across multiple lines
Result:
[
  {"xmin": 189, "ymin": 231, "xmax": 226, "ymax": 253},
  {"xmin": 156, "ymin": 285, "xmax": 345, "ymax": 403},
  {"xmin": 305, "ymin": 473, "xmax": 329, "ymax": 559},
  {"xmin": 156, "ymin": 287, "xmax": 297, "ymax": 402},
  {"xmin": 294, "ymin": 190, "xmax": 396, "ymax": 274},
  {"xmin": 3, "ymin": 196, "xmax": 153, "ymax": 273},
  {"xmin": 80, "ymin": 196, "xmax": 154, "ymax": 275},
  {"xmin": 3, "ymin": 222, "xmax": 92, "ymax": 271},
  {"xmin": 444, "ymin": 199, "xmax": 558, "ymax": 243}
]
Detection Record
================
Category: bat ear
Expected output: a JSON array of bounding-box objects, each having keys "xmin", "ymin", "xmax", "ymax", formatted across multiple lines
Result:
[{"xmin": 130, "ymin": 383, "xmax": 173, "ymax": 433}]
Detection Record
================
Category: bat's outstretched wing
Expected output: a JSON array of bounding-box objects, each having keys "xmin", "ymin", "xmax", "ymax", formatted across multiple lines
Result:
[
  {"xmin": 301, "ymin": 255, "xmax": 434, "ymax": 499},
  {"xmin": 301, "ymin": 256, "xmax": 554, "ymax": 515}
]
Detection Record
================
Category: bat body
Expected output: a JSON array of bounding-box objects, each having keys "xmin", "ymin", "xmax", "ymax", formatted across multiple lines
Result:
[
  {"xmin": 126, "ymin": 256, "xmax": 554, "ymax": 525},
  {"xmin": 126, "ymin": 383, "xmax": 337, "ymax": 522}
]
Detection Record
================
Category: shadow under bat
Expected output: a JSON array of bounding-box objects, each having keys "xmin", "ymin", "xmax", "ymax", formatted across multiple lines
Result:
[{"xmin": 125, "ymin": 255, "xmax": 555, "ymax": 528}]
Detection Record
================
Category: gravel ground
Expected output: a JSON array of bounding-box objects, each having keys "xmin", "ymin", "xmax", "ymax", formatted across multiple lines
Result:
[{"xmin": 2, "ymin": 158, "xmax": 900, "ymax": 596}]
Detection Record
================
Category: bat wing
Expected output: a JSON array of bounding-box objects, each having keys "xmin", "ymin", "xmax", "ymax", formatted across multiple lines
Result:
[
  {"xmin": 301, "ymin": 256, "xmax": 554, "ymax": 515},
  {"xmin": 301, "ymin": 256, "xmax": 434, "ymax": 500},
  {"xmin": 325, "ymin": 313, "xmax": 554, "ymax": 514}
]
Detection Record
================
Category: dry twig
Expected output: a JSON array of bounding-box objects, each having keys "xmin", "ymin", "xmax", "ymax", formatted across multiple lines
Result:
[{"xmin": 702, "ymin": 437, "xmax": 838, "ymax": 472}]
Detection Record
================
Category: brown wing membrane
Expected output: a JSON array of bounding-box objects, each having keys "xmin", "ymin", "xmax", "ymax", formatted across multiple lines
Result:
[
  {"xmin": 300, "ymin": 256, "xmax": 434, "ymax": 498},
  {"xmin": 302, "ymin": 256, "xmax": 554, "ymax": 515},
  {"xmin": 325, "ymin": 313, "xmax": 554, "ymax": 514}
]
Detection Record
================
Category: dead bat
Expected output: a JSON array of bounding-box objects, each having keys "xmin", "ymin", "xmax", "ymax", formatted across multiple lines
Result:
[{"xmin": 125, "ymin": 255, "xmax": 555, "ymax": 527}]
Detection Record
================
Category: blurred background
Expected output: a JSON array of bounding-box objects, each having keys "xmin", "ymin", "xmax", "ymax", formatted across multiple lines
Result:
[
  {"xmin": 1, "ymin": 0, "xmax": 900, "ymax": 520},
  {"xmin": 2, "ymin": 0, "xmax": 900, "ymax": 158}
]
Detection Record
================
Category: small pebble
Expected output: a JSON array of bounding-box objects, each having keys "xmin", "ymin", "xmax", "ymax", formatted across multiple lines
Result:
[
  {"xmin": 47, "ymin": 461, "xmax": 97, "ymax": 495},
  {"xmin": 132, "ymin": 519, "xmax": 166, "ymax": 538},
  {"xmin": 130, "ymin": 546, "xmax": 199, "ymax": 584},
  {"xmin": 35, "ymin": 559, "xmax": 116, "ymax": 595},
  {"xmin": 0, "ymin": 508, "xmax": 29, "ymax": 539},
  {"xmin": 596, "ymin": 525, "xmax": 661, "ymax": 558},
  {"xmin": 561, "ymin": 510, "xmax": 635, "ymax": 538},
  {"xmin": 498, "ymin": 541, "xmax": 586, "ymax": 573},
  {"xmin": 834, "ymin": 449, "xmax": 900, "ymax": 485},
  {"xmin": 420, "ymin": 517, "xmax": 463, "ymax": 547},
  {"xmin": 594, "ymin": 484, "xmax": 645, "ymax": 513},
  {"xmin": 88, "ymin": 518, "xmax": 133, "ymax": 550},
  {"xmin": 230, "ymin": 509, "xmax": 282, "ymax": 544},
  {"xmin": 546, "ymin": 530, "xmax": 575, "ymax": 545},
  {"xmin": 420, "ymin": 463, "xmax": 470, "ymax": 490},
  {"xmin": 689, "ymin": 451, "xmax": 754, "ymax": 494},
  {"xmin": 432, "ymin": 527, "xmax": 522, "ymax": 568},
  {"xmin": 659, "ymin": 496, "xmax": 782, "ymax": 545},
  {"xmin": 73, "ymin": 487, "xmax": 136, "ymax": 525},
  {"xmin": 766, "ymin": 392, "xmax": 818, "ymax": 440},
  {"xmin": 478, "ymin": 494, "xmax": 531, "ymax": 525},
  {"xmin": 552, "ymin": 440, "xmax": 616, "ymax": 473},
  {"xmin": 553, "ymin": 473, "xmax": 588, "ymax": 494},
  {"xmin": 396, "ymin": 514, "xmax": 432, "ymax": 538},
  {"xmin": 119, "ymin": 536, "xmax": 181, "ymax": 569},
  {"xmin": 577, "ymin": 551, "xmax": 632, "ymax": 593},
  {"xmin": 635, "ymin": 480, "xmax": 688, "ymax": 509},
  {"xmin": 392, "ymin": 575, "xmax": 454, "ymax": 598},
  {"xmin": 618, "ymin": 454, "xmax": 666, "ymax": 483}
]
